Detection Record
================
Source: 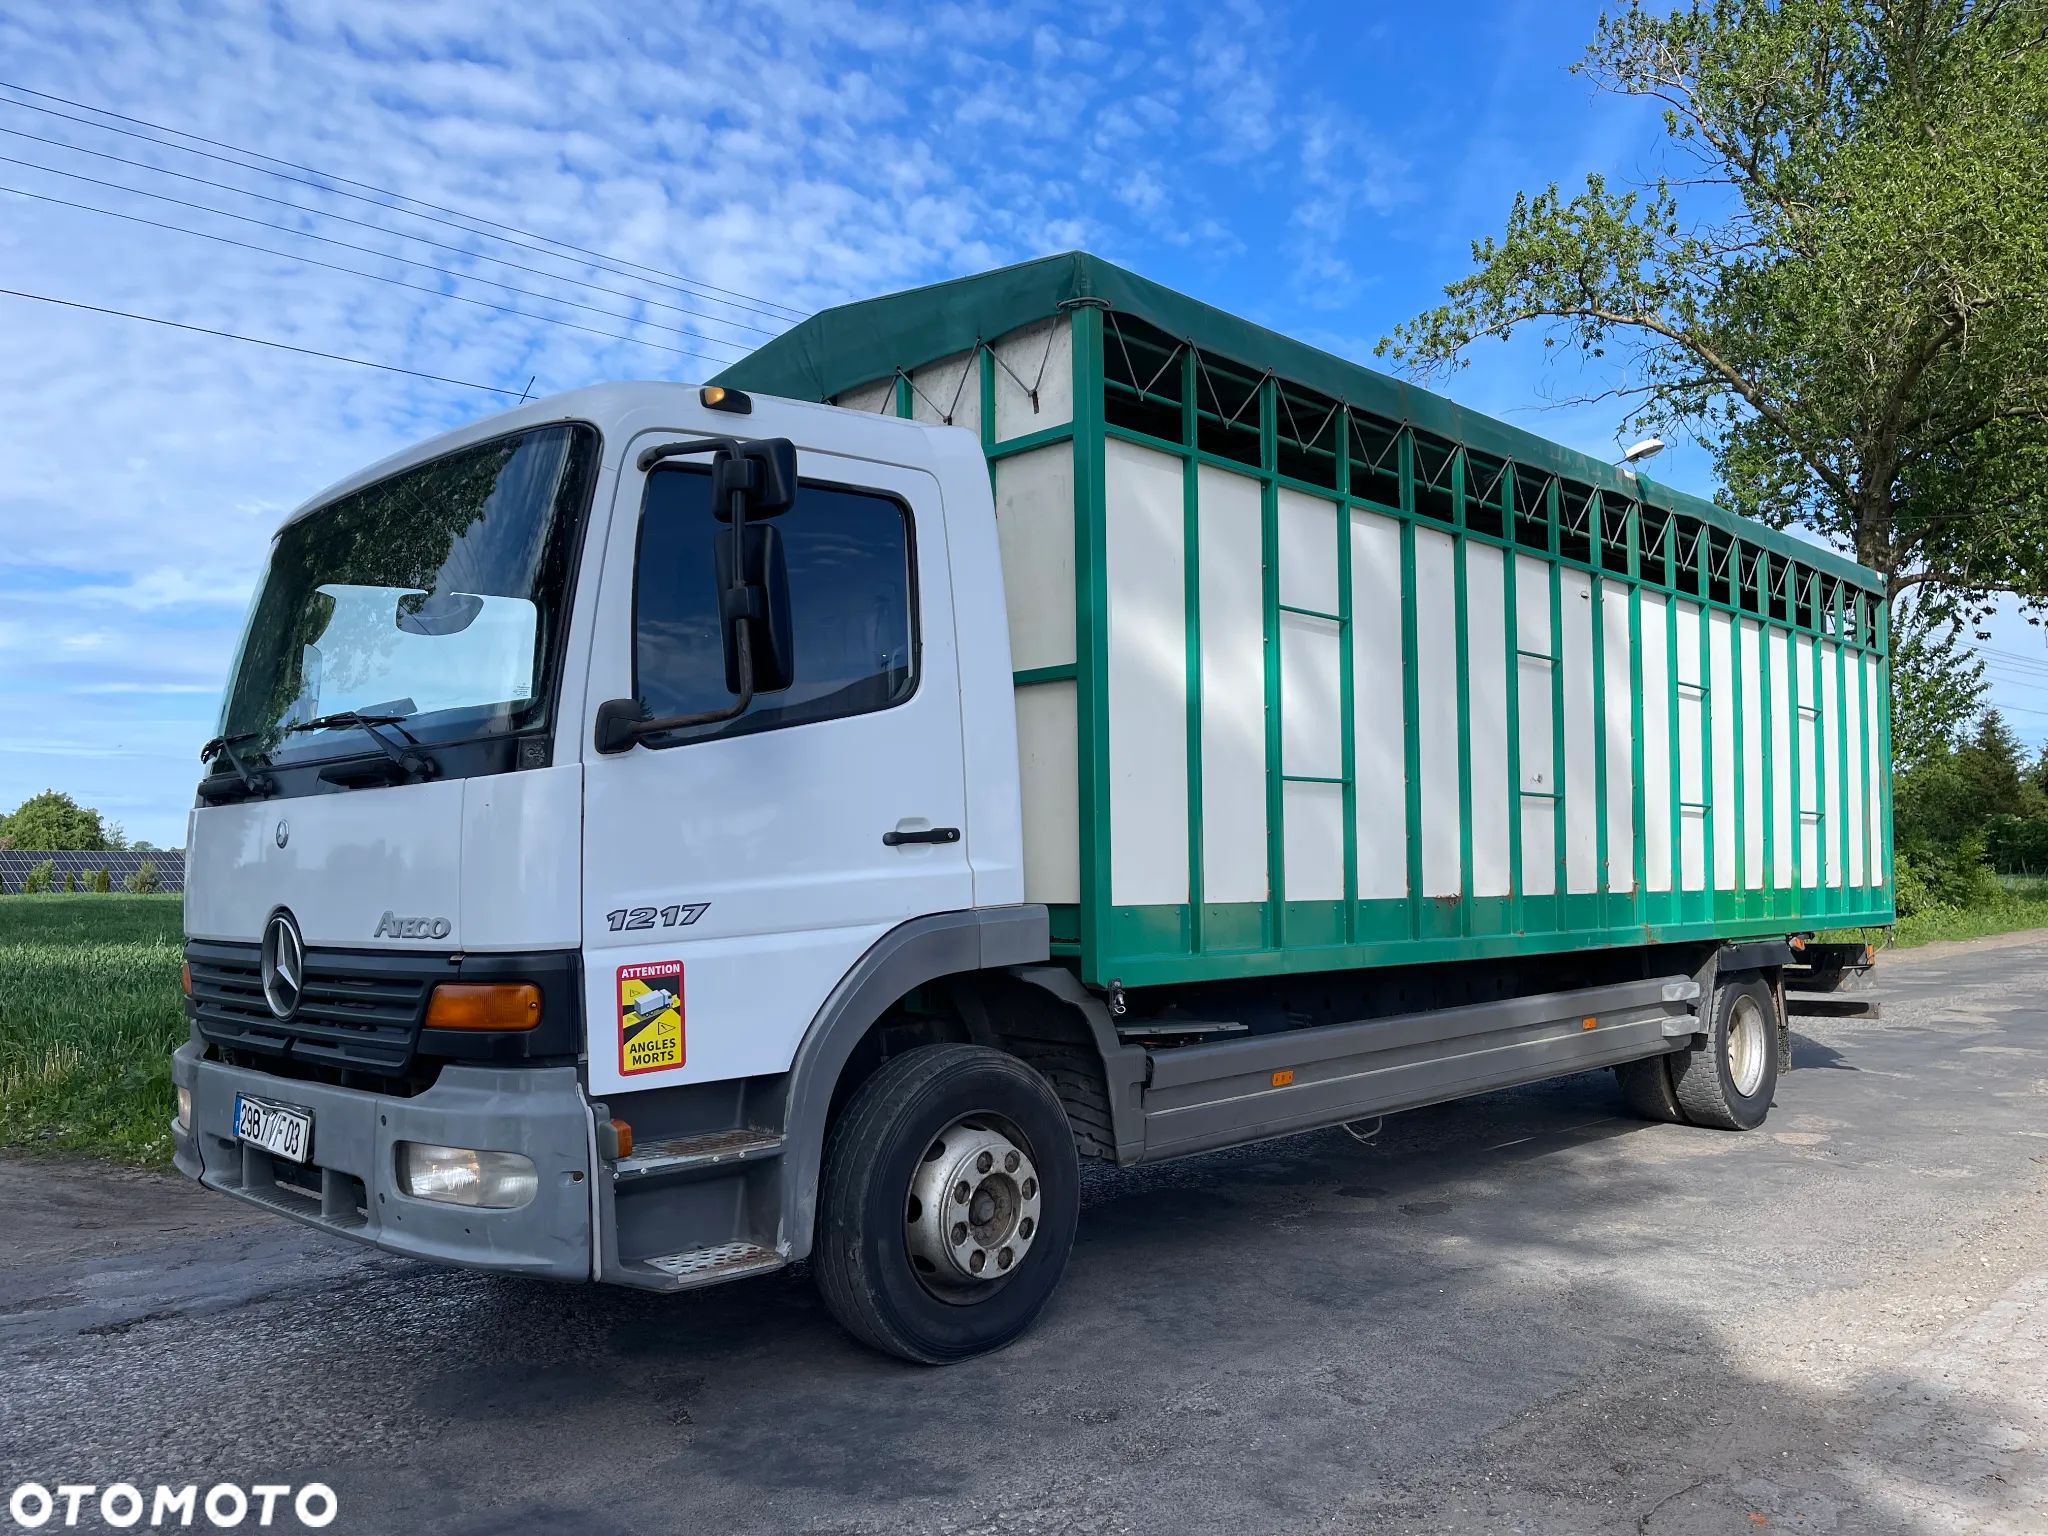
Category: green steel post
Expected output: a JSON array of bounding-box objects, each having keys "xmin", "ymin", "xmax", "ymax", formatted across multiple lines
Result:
[
  {"xmin": 1181, "ymin": 346, "xmax": 1204, "ymax": 954},
  {"xmin": 1878, "ymin": 598, "xmax": 1893, "ymax": 903},
  {"xmin": 1666, "ymin": 533, "xmax": 1682, "ymax": 923},
  {"xmin": 1455, "ymin": 444, "xmax": 1476, "ymax": 931},
  {"xmin": 1502, "ymin": 473, "xmax": 1524, "ymax": 932},
  {"xmin": 1834, "ymin": 586, "xmax": 1850, "ymax": 915},
  {"xmin": 1628, "ymin": 500, "xmax": 1647, "ymax": 922},
  {"xmin": 978, "ymin": 344, "xmax": 995, "ymax": 455},
  {"xmin": 1260, "ymin": 375, "xmax": 1284, "ymax": 947},
  {"xmin": 1695, "ymin": 527, "xmax": 1712, "ymax": 915},
  {"xmin": 1590, "ymin": 493, "xmax": 1610, "ymax": 904},
  {"xmin": 1338, "ymin": 411, "xmax": 1359, "ymax": 942},
  {"xmin": 1548, "ymin": 479, "xmax": 1566, "ymax": 908},
  {"xmin": 1757, "ymin": 557, "xmax": 1775, "ymax": 914},
  {"xmin": 1069, "ymin": 304, "xmax": 1112, "ymax": 981},
  {"xmin": 1399, "ymin": 516, "xmax": 1424, "ymax": 936}
]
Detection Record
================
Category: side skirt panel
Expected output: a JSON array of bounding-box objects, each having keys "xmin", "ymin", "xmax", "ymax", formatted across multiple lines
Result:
[{"xmin": 1139, "ymin": 975, "xmax": 1694, "ymax": 1161}]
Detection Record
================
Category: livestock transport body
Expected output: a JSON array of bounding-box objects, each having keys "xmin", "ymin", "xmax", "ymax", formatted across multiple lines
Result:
[{"xmin": 172, "ymin": 253, "xmax": 1893, "ymax": 1362}]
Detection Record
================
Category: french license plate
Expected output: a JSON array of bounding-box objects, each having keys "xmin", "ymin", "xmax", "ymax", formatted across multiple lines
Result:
[{"xmin": 234, "ymin": 1094, "xmax": 313, "ymax": 1164}]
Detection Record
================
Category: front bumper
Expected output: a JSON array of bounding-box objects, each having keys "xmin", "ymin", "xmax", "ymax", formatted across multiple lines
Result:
[{"xmin": 172, "ymin": 1037, "xmax": 595, "ymax": 1280}]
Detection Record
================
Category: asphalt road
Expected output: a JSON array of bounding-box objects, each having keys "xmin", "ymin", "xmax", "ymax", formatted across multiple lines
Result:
[{"xmin": 4, "ymin": 934, "xmax": 2045, "ymax": 1535}]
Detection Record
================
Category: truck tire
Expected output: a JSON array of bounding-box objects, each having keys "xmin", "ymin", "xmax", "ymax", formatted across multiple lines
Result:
[
  {"xmin": 1613, "ymin": 1053, "xmax": 1685, "ymax": 1123},
  {"xmin": 1668, "ymin": 973, "xmax": 1780, "ymax": 1131},
  {"xmin": 814, "ymin": 1043, "xmax": 1080, "ymax": 1364}
]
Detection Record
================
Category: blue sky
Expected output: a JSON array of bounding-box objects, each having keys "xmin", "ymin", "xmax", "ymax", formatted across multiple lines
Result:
[{"xmin": 2, "ymin": 0, "xmax": 2041, "ymax": 847}]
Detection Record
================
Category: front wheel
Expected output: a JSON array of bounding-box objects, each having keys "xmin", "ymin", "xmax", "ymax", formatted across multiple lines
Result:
[{"xmin": 815, "ymin": 1043, "xmax": 1080, "ymax": 1364}]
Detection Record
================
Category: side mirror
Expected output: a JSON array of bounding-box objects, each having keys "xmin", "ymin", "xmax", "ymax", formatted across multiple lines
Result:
[
  {"xmin": 594, "ymin": 435, "xmax": 800, "ymax": 754},
  {"xmin": 711, "ymin": 438, "xmax": 797, "ymax": 519},
  {"xmin": 714, "ymin": 521, "xmax": 794, "ymax": 694}
]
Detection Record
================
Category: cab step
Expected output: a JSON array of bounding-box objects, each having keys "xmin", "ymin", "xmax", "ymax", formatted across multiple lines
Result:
[
  {"xmin": 614, "ymin": 1128, "xmax": 783, "ymax": 1185},
  {"xmin": 638, "ymin": 1241, "xmax": 785, "ymax": 1290}
]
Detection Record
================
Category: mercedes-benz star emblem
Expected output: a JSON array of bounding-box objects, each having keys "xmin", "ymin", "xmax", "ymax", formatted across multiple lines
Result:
[
  {"xmin": 261, "ymin": 910, "xmax": 305, "ymax": 1020},
  {"xmin": 275, "ymin": 819, "xmax": 290, "ymax": 849}
]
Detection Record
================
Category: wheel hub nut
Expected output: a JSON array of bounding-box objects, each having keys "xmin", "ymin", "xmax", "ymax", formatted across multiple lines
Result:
[{"xmin": 906, "ymin": 1120, "xmax": 1041, "ymax": 1285}]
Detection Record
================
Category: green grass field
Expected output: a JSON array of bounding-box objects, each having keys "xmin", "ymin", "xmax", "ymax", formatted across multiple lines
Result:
[{"xmin": 0, "ymin": 894, "xmax": 185, "ymax": 1163}]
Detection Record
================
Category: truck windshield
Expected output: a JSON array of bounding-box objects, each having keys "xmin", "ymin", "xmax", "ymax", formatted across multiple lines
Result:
[{"xmin": 217, "ymin": 423, "xmax": 597, "ymax": 765}]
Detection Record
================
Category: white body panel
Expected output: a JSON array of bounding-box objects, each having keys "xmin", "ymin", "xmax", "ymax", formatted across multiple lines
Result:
[
  {"xmin": 1466, "ymin": 545, "xmax": 1510, "ymax": 898},
  {"xmin": 1104, "ymin": 438, "xmax": 1190, "ymax": 907},
  {"xmin": 1350, "ymin": 509, "xmax": 1406, "ymax": 900},
  {"xmin": 1600, "ymin": 585, "xmax": 1634, "ymax": 892},
  {"xmin": 1561, "ymin": 570, "xmax": 1597, "ymax": 895},
  {"xmin": 1415, "ymin": 528, "xmax": 1461, "ymax": 897},
  {"xmin": 1200, "ymin": 467, "xmax": 1269, "ymax": 905}
]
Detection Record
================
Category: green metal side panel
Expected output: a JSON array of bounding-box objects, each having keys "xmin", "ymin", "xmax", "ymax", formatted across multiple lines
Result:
[{"xmin": 711, "ymin": 257, "xmax": 1895, "ymax": 991}]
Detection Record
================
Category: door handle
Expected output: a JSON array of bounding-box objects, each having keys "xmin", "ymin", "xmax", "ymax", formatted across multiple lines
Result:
[{"xmin": 883, "ymin": 826, "xmax": 961, "ymax": 847}]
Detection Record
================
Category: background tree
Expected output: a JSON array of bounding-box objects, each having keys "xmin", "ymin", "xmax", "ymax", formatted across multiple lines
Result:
[
  {"xmin": 1381, "ymin": 0, "xmax": 2048, "ymax": 625},
  {"xmin": 1955, "ymin": 708, "xmax": 2031, "ymax": 816},
  {"xmin": 1890, "ymin": 597, "xmax": 1987, "ymax": 771},
  {"xmin": 0, "ymin": 791, "xmax": 126, "ymax": 852}
]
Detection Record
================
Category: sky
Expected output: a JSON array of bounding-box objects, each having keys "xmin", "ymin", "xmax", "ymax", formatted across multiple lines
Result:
[{"xmin": 2, "ymin": 0, "xmax": 2042, "ymax": 848}]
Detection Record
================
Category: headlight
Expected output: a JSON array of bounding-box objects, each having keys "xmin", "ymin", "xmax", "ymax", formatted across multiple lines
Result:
[
  {"xmin": 176, "ymin": 1086, "xmax": 192, "ymax": 1131},
  {"xmin": 397, "ymin": 1143, "xmax": 538, "ymax": 1209}
]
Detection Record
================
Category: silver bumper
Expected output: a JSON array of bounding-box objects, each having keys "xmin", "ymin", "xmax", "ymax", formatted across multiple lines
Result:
[{"xmin": 172, "ymin": 1037, "xmax": 595, "ymax": 1280}]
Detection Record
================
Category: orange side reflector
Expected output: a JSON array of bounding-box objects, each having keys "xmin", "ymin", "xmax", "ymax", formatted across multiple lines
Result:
[
  {"xmin": 425, "ymin": 982, "xmax": 542, "ymax": 1031},
  {"xmin": 180, "ymin": 961, "xmax": 192, "ymax": 998},
  {"xmin": 1582, "ymin": 1016, "xmax": 1598, "ymax": 1031},
  {"xmin": 1271, "ymin": 1069, "xmax": 1295, "ymax": 1088},
  {"xmin": 609, "ymin": 1119, "xmax": 634, "ymax": 1159}
]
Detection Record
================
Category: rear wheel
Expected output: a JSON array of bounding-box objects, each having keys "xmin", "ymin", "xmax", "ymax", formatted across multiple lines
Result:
[
  {"xmin": 1668, "ymin": 973, "xmax": 1780, "ymax": 1130},
  {"xmin": 815, "ymin": 1043, "xmax": 1079, "ymax": 1364}
]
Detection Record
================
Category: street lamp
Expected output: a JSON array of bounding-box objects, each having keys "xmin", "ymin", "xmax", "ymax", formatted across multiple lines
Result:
[{"xmin": 1617, "ymin": 437, "xmax": 1665, "ymax": 479}]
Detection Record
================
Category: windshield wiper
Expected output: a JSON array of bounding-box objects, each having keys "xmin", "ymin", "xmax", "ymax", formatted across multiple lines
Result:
[
  {"xmin": 196, "ymin": 730, "xmax": 276, "ymax": 801},
  {"xmin": 288, "ymin": 711, "xmax": 441, "ymax": 783}
]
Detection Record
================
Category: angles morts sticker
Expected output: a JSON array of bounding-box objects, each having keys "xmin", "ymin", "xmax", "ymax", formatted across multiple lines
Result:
[{"xmin": 617, "ymin": 960, "xmax": 685, "ymax": 1076}]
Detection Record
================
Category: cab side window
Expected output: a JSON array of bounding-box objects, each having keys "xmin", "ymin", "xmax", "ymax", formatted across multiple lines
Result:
[{"xmin": 633, "ymin": 467, "xmax": 917, "ymax": 743}]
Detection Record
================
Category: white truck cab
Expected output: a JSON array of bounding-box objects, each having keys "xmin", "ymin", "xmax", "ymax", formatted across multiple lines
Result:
[{"xmin": 176, "ymin": 384, "xmax": 1062, "ymax": 1361}]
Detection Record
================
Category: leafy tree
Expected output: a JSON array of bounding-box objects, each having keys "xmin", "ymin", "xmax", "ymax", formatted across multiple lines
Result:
[
  {"xmin": 123, "ymin": 860, "xmax": 160, "ymax": 894},
  {"xmin": 20, "ymin": 860, "xmax": 53, "ymax": 894},
  {"xmin": 1890, "ymin": 597, "xmax": 1986, "ymax": 771},
  {"xmin": 0, "ymin": 790, "xmax": 126, "ymax": 852},
  {"xmin": 87, "ymin": 867, "xmax": 112, "ymax": 894},
  {"xmin": 1382, "ymin": 1, "xmax": 2048, "ymax": 623}
]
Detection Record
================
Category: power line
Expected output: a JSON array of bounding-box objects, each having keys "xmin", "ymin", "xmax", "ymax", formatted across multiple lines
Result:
[
  {"xmin": 0, "ymin": 80, "xmax": 810, "ymax": 324},
  {"xmin": 0, "ymin": 182, "xmax": 735, "ymax": 368},
  {"xmin": 0, "ymin": 123, "xmax": 783, "ymax": 340},
  {"xmin": 0, "ymin": 285, "xmax": 523, "ymax": 399},
  {"xmin": 0, "ymin": 151, "xmax": 747, "ymax": 354}
]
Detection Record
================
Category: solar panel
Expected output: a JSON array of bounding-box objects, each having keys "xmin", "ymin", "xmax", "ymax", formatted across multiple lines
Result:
[{"xmin": 0, "ymin": 849, "xmax": 185, "ymax": 894}]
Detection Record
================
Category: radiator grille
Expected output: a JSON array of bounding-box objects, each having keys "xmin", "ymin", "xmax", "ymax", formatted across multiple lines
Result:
[{"xmin": 187, "ymin": 941, "xmax": 429, "ymax": 1074}]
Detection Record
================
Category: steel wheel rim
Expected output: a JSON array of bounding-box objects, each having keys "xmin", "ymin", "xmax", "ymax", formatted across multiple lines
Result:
[
  {"xmin": 1726, "ymin": 995, "xmax": 1768, "ymax": 1097},
  {"xmin": 904, "ymin": 1114, "xmax": 1041, "ymax": 1299}
]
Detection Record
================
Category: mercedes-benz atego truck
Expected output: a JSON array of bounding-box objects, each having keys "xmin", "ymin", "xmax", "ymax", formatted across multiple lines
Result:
[{"xmin": 173, "ymin": 254, "xmax": 1893, "ymax": 1362}]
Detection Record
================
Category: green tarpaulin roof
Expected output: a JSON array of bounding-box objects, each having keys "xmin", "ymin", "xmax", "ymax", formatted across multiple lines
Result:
[{"xmin": 714, "ymin": 251, "xmax": 1879, "ymax": 593}]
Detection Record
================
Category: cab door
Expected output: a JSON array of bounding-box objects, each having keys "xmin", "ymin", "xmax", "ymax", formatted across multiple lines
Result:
[{"xmin": 578, "ymin": 439, "xmax": 970, "ymax": 1096}]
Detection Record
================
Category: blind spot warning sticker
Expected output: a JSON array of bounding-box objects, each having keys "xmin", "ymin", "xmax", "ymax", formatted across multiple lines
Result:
[{"xmin": 618, "ymin": 961, "xmax": 685, "ymax": 1075}]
